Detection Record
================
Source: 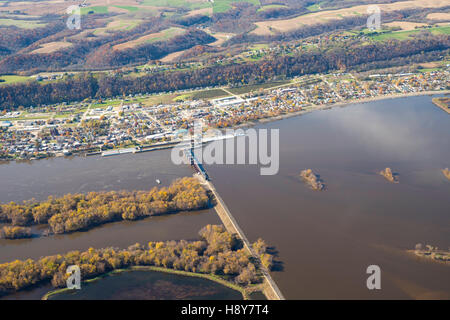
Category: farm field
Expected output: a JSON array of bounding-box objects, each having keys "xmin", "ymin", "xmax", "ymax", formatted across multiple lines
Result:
[
  {"xmin": 94, "ymin": 19, "xmax": 142, "ymax": 35},
  {"xmin": 251, "ymin": 0, "xmax": 450, "ymax": 35},
  {"xmin": 213, "ymin": 0, "xmax": 260, "ymax": 13},
  {"xmin": 0, "ymin": 18, "xmax": 45, "ymax": 29},
  {"xmin": 1, "ymin": 0, "xmax": 450, "ymax": 306},
  {"xmin": 0, "ymin": 75, "xmax": 31, "ymax": 85},
  {"xmin": 0, "ymin": 0, "xmax": 449, "ymax": 79},
  {"xmin": 370, "ymin": 25, "xmax": 450, "ymax": 41},
  {"xmin": 113, "ymin": 27, "xmax": 186, "ymax": 50},
  {"xmin": 384, "ymin": 21, "xmax": 429, "ymax": 31},
  {"xmin": 427, "ymin": 12, "xmax": 450, "ymax": 21},
  {"xmin": 31, "ymin": 42, "xmax": 73, "ymax": 54},
  {"xmin": 257, "ymin": 5, "xmax": 287, "ymax": 12}
]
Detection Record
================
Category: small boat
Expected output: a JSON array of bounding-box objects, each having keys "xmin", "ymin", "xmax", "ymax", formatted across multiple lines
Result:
[{"xmin": 156, "ymin": 179, "xmax": 161, "ymax": 184}]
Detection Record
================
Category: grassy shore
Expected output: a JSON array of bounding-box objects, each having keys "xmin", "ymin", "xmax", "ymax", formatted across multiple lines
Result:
[{"xmin": 42, "ymin": 266, "xmax": 259, "ymax": 300}]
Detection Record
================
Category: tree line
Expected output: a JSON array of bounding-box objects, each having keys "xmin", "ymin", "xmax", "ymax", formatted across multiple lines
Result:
[
  {"xmin": 0, "ymin": 224, "xmax": 274, "ymax": 296},
  {"xmin": 0, "ymin": 35, "xmax": 448, "ymax": 110},
  {"xmin": 0, "ymin": 177, "xmax": 210, "ymax": 236},
  {"xmin": 227, "ymin": 7, "xmax": 445, "ymax": 46},
  {"xmin": 0, "ymin": 27, "xmax": 215, "ymax": 73},
  {"xmin": 0, "ymin": 226, "xmax": 32, "ymax": 240}
]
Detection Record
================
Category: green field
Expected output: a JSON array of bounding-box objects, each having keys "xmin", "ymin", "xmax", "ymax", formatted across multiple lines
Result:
[
  {"xmin": 114, "ymin": 20, "xmax": 140, "ymax": 31},
  {"xmin": 257, "ymin": 4, "xmax": 287, "ymax": 12},
  {"xmin": 91, "ymin": 99, "xmax": 123, "ymax": 109},
  {"xmin": 140, "ymin": 0, "xmax": 261, "ymax": 13},
  {"xmin": 191, "ymin": 88, "xmax": 229, "ymax": 100},
  {"xmin": 249, "ymin": 44, "xmax": 270, "ymax": 50},
  {"xmin": 167, "ymin": 88, "xmax": 229, "ymax": 102},
  {"xmin": 213, "ymin": 0, "xmax": 260, "ymax": 13},
  {"xmin": 0, "ymin": 75, "xmax": 31, "ymax": 85},
  {"xmin": 370, "ymin": 26, "xmax": 450, "ymax": 41},
  {"xmin": 113, "ymin": 5, "xmax": 139, "ymax": 12},
  {"xmin": 306, "ymin": 2, "xmax": 323, "ymax": 12},
  {"xmin": 228, "ymin": 80, "xmax": 291, "ymax": 95},
  {"xmin": 81, "ymin": 6, "xmax": 109, "ymax": 15},
  {"xmin": 0, "ymin": 18, "xmax": 45, "ymax": 29},
  {"xmin": 418, "ymin": 68, "xmax": 440, "ymax": 73},
  {"xmin": 431, "ymin": 26, "xmax": 450, "ymax": 35}
]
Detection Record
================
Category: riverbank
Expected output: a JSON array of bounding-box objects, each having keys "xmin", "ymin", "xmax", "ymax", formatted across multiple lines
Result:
[
  {"xmin": 379, "ymin": 167, "xmax": 399, "ymax": 183},
  {"xmin": 432, "ymin": 97, "xmax": 450, "ymax": 114},
  {"xmin": 300, "ymin": 169, "xmax": 325, "ymax": 191},
  {"xmin": 406, "ymin": 250, "xmax": 450, "ymax": 265},
  {"xmin": 42, "ymin": 266, "xmax": 257, "ymax": 300},
  {"xmin": 2, "ymin": 95, "xmax": 450, "ymax": 299},
  {"xmin": 0, "ymin": 177, "xmax": 209, "ymax": 238},
  {"xmin": 1, "ymin": 90, "xmax": 448, "ymax": 164},
  {"xmin": 256, "ymin": 90, "xmax": 450, "ymax": 126},
  {"xmin": 204, "ymin": 95, "xmax": 450, "ymax": 299},
  {"xmin": 0, "ymin": 223, "xmax": 272, "ymax": 299}
]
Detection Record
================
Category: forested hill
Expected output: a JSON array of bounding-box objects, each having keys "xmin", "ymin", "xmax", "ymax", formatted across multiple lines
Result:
[
  {"xmin": 0, "ymin": 35, "xmax": 449, "ymax": 110},
  {"xmin": 0, "ymin": 29, "xmax": 215, "ymax": 73}
]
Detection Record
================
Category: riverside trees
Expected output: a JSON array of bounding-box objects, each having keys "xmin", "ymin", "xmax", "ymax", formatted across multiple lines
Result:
[
  {"xmin": 0, "ymin": 225, "xmax": 274, "ymax": 296},
  {"xmin": 0, "ymin": 226, "xmax": 32, "ymax": 239},
  {"xmin": 0, "ymin": 177, "xmax": 210, "ymax": 235}
]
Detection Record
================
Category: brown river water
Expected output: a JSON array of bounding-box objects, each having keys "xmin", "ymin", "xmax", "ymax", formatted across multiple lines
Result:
[
  {"xmin": 205, "ymin": 95, "xmax": 450, "ymax": 299},
  {"xmin": 0, "ymin": 95, "xmax": 449, "ymax": 299},
  {"xmin": 0, "ymin": 149, "xmax": 221, "ymax": 262}
]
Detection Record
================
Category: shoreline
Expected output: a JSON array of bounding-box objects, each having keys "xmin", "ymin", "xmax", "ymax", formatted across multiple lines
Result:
[
  {"xmin": 41, "ymin": 265, "xmax": 254, "ymax": 300},
  {"xmin": 255, "ymin": 89, "xmax": 450, "ymax": 126},
  {"xmin": 1, "ymin": 90, "xmax": 448, "ymax": 164},
  {"xmin": 406, "ymin": 250, "xmax": 450, "ymax": 266},
  {"xmin": 432, "ymin": 97, "xmax": 450, "ymax": 114}
]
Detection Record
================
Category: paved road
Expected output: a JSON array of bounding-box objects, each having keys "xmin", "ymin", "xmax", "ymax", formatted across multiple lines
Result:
[{"xmin": 196, "ymin": 174, "xmax": 285, "ymax": 300}]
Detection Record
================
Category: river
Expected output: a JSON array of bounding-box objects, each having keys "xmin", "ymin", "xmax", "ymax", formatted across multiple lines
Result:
[
  {"xmin": 0, "ymin": 149, "xmax": 221, "ymax": 262},
  {"xmin": 1, "ymin": 95, "xmax": 449, "ymax": 299},
  {"xmin": 205, "ymin": 95, "xmax": 450, "ymax": 299}
]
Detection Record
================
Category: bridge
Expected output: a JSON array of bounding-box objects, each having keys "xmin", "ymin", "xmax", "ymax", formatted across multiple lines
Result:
[
  {"xmin": 183, "ymin": 147, "xmax": 209, "ymax": 181},
  {"xmin": 184, "ymin": 140, "xmax": 285, "ymax": 300},
  {"xmin": 196, "ymin": 174, "xmax": 285, "ymax": 300}
]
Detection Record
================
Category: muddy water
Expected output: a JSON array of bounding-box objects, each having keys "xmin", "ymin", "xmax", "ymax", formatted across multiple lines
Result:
[
  {"xmin": 0, "ymin": 149, "xmax": 220, "ymax": 263},
  {"xmin": 1, "ymin": 95, "xmax": 449, "ymax": 299},
  {"xmin": 48, "ymin": 270, "xmax": 243, "ymax": 300},
  {"xmin": 205, "ymin": 95, "xmax": 450, "ymax": 299}
]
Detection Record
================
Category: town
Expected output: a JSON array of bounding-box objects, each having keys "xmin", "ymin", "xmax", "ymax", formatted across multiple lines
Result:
[{"xmin": 1, "ymin": 69, "xmax": 448, "ymax": 161}]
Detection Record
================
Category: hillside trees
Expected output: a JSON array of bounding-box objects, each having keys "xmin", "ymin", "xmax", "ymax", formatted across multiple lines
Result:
[
  {"xmin": 0, "ymin": 35, "xmax": 448, "ymax": 110},
  {"xmin": 0, "ymin": 28, "xmax": 215, "ymax": 73}
]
